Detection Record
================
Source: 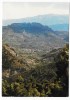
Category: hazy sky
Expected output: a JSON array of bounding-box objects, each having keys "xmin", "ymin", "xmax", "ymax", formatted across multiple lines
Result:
[{"xmin": 3, "ymin": 2, "xmax": 69, "ymax": 20}]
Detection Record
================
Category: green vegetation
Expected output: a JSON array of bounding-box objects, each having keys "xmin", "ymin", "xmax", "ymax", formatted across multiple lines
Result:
[{"xmin": 2, "ymin": 44, "xmax": 69, "ymax": 97}]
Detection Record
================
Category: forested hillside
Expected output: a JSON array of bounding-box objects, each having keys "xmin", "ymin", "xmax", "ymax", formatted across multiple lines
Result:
[
  {"xmin": 2, "ymin": 44, "xmax": 69, "ymax": 97},
  {"xmin": 2, "ymin": 20, "xmax": 69, "ymax": 97}
]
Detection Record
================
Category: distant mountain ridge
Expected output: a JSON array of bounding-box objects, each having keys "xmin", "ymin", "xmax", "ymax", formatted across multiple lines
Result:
[
  {"xmin": 3, "ymin": 14, "xmax": 69, "ymax": 31},
  {"xmin": 6, "ymin": 22, "xmax": 54, "ymax": 34},
  {"xmin": 50, "ymin": 24, "xmax": 69, "ymax": 31}
]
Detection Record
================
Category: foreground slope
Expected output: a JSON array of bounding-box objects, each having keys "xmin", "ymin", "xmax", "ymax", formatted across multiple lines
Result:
[{"xmin": 2, "ymin": 44, "xmax": 69, "ymax": 97}]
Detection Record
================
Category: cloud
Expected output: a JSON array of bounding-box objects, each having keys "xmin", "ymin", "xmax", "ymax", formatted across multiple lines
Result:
[{"xmin": 3, "ymin": 2, "xmax": 69, "ymax": 20}]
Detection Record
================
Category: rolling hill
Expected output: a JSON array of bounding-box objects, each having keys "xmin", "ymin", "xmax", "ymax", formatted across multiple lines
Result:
[{"xmin": 3, "ymin": 22, "xmax": 67, "ymax": 53}]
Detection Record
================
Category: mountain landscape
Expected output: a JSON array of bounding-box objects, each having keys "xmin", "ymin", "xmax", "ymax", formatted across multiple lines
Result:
[
  {"xmin": 3, "ymin": 22, "xmax": 68, "ymax": 53},
  {"xmin": 3, "ymin": 14, "xmax": 69, "ymax": 31},
  {"xmin": 2, "ymin": 14, "xmax": 69, "ymax": 97}
]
